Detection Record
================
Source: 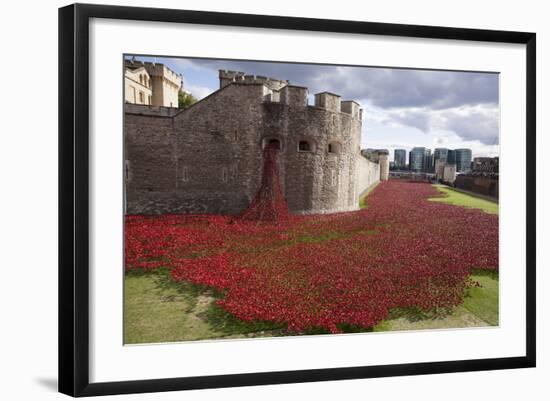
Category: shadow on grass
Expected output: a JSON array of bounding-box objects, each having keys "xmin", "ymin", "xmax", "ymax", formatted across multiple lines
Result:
[
  {"xmin": 125, "ymin": 264, "xmax": 499, "ymax": 341},
  {"xmin": 126, "ymin": 268, "xmax": 287, "ymax": 339},
  {"xmin": 202, "ymin": 303, "xmax": 287, "ymax": 336},
  {"xmin": 470, "ymin": 268, "xmax": 499, "ymax": 281}
]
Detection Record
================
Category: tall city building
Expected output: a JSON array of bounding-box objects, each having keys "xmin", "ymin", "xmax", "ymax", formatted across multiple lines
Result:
[
  {"xmin": 409, "ymin": 147, "xmax": 426, "ymax": 172},
  {"xmin": 394, "ymin": 149, "xmax": 407, "ymax": 169},
  {"xmin": 424, "ymin": 148, "xmax": 433, "ymax": 173},
  {"xmin": 434, "ymin": 148, "xmax": 449, "ymax": 163},
  {"xmin": 447, "ymin": 149, "xmax": 456, "ymax": 165},
  {"xmin": 455, "ymin": 148, "xmax": 473, "ymax": 172}
]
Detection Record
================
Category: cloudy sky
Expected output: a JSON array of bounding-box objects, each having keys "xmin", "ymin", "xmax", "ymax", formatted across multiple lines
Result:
[{"xmin": 128, "ymin": 55, "xmax": 500, "ymax": 160}]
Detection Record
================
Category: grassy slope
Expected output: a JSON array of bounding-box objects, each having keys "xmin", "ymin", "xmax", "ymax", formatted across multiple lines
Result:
[
  {"xmin": 373, "ymin": 273, "xmax": 498, "ymax": 332},
  {"xmin": 124, "ymin": 183, "xmax": 499, "ymax": 343},
  {"xmin": 429, "ymin": 184, "xmax": 499, "ymax": 214},
  {"xmin": 125, "ymin": 269, "xmax": 285, "ymax": 344},
  {"xmin": 125, "ymin": 269, "xmax": 499, "ymax": 343},
  {"xmin": 124, "ymin": 269, "xmax": 219, "ymax": 344},
  {"xmin": 462, "ymin": 273, "xmax": 499, "ymax": 326}
]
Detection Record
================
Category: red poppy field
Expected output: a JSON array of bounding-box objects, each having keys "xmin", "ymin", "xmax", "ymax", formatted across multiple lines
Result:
[{"xmin": 124, "ymin": 181, "xmax": 498, "ymax": 338}]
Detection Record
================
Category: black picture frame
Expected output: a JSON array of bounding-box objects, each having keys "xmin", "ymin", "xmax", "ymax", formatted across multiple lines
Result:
[{"xmin": 58, "ymin": 3, "xmax": 536, "ymax": 397}]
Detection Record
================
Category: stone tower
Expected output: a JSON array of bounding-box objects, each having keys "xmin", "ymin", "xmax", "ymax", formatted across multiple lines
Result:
[
  {"xmin": 377, "ymin": 150, "xmax": 390, "ymax": 181},
  {"xmin": 123, "ymin": 70, "xmax": 385, "ymax": 215}
]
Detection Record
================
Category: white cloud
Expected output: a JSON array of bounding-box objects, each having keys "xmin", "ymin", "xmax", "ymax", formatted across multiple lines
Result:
[
  {"xmin": 184, "ymin": 83, "xmax": 215, "ymax": 99},
  {"xmin": 146, "ymin": 56, "xmax": 501, "ymax": 156},
  {"xmin": 361, "ymin": 101, "xmax": 499, "ymax": 147}
]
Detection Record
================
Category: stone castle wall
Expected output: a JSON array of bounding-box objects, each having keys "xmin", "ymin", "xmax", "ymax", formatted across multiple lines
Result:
[
  {"xmin": 356, "ymin": 156, "xmax": 381, "ymax": 198},
  {"xmin": 125, "ymin": 77, "xmax": 382, "ymax": 215},
  {"xmin": 124, "ymin": 103, "xmax": 180, "ymax": 117},
  {"xmin": 454, "ymin": 175, "xmax": 499, "ymax": 199}
]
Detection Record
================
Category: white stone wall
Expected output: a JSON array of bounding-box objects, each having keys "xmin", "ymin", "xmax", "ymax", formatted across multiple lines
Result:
[
  {"xmin": 378, "ymin": 154, "xmax": 389, "ymax": 181},
  {"xmin": 356, "ymin": 156, "xmax": 381, "ymax": 199},
  {"xmin": 127, "ymin": 61, "xmax": 181, "ymax": 108},
  {"xmin": 443, "ymin": 164, "xmax": 456, "ymax": 183},
  {"xmin": 161, "ymin": 65, "xmax": 180, "ymax": 108},
  {"xmin": 124, "ymin": 68, "xmax": 152, "ymax": 105}
]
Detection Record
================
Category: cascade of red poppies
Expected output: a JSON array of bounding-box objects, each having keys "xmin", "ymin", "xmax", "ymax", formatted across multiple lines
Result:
[
  {"xmin": 241, "ymin": 144, "xmax": 289, "ymax": 222},
  {"xmin": 126, "ymin": 181, "xmax": 499, "ymax": 334}
]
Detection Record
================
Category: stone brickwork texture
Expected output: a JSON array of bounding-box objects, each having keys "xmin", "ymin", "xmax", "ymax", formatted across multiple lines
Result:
[{"xmin": 124, "ymin": 72, "xmax": 383, "ymax": 215}]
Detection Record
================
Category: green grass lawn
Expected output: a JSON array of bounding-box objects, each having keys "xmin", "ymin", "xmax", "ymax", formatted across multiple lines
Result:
[
  {"xmin": 124, "ymin": 269, "xmax": 285, "ymax": 344},
  {"xmin": 462, "ymin": 271, "xmax": 499, "ymax": 326},
  {"xmin": 429, "ymin": 184, "xmax": 499, "ymax": 214},
  {"xmin": 124, "ymin": 269, "xmax": 216, "ymax": 344},
  {"xmin": 125, "ymin": 268, "xmax": 498, "ymax": 343},
  {"xmin": 124, "ymin": 183, "xmax": 499, "ymax": 343},
  {"xmin": 373, "ymin": 272, "xmax": 498, "ymax": 332}
]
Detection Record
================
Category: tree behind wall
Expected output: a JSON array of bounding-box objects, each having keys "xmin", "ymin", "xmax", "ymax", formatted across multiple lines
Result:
[{"xmin": 178, "ymin": 91, "xmax": 197, "ymax": 109}]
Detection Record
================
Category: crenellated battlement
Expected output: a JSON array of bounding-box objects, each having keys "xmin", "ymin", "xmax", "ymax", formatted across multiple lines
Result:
[
  {"xmin": 314, "ymin": 92, "xmax": 341, "ymax": 113},
  {"xmin": 341, "ymin": 100, "xmax": 362, "ymax": 120},
  {"xmin": 125, "ymin": 59, "xmax": 181, "ymax": 82},
  {"xmin": 219, "ymin": 70, "xmax": 362, "ymax": 120},
  {"xmin": 125, "ymin": 67, "xmax": 379, "ymax": 216},
  {"xmin": 313, "ymin": 93, "xmax": 362, "ymax": 120},
  {"xmin": 219, "ymin": 70, "xmax": 289, "ymax": 91}
]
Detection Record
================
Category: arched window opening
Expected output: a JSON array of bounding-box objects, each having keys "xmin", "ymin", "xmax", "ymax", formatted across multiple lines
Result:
[
  {"xmin": 298, "ymin": 140, "xmax": 312, "ymax": 152},
  {"xmin": 268, "ymin": 139, "xmax": 281, "ymax": 150},
  {"xmin": 328, "ymin": 142, "xmax": 341, "ymax": 154},
  {"xmin": 262, "ymin": 138, "xmax": 281, "ymax": 150},
  {"xmin": 139, "ymin": 74, "xmax": 143, "ymax": 84}
]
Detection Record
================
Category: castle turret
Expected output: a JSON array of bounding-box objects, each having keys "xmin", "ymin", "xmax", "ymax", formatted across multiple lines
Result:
[
  {"xmin": 376, "ymin": 150, "xmax": 390, "ymax": 181},
  {"xmin": 125, "ymin": 59, "xmax": 182, "ymax": 108},
  {"xmin": 314, "ymin": 92, "xmax": 341, "ymax": 112},
  {"xmin": 280, "ymin": 85, "xmax": 308, "ymax": 106},
  {"xmin": 124, "ymin": 67, "xmax": 373, "ymax": 215},
  {"xmin": 219, "ymin": 70, "xmax": 246, "ymax": 88},
  {"xmin": 341, "ymin": 100, "xmax": 362, "ymax": 120}
]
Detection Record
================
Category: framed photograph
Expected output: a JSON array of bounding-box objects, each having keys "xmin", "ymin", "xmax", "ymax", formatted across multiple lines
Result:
[{"xmin": 58, "ymin": 3, "xmax": 536, "ymax": 397}]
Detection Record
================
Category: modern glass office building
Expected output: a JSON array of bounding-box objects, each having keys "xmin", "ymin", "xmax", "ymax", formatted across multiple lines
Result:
[
  {"xmin": 434, "ymin": 148, "xmax": 449, "ymax": 163},
  {"xmin": 424, "ymin": 148, "xmax": 433, "ymax": 173},
  {"xmin": 394, "ymin": 149, "xmax": 407, "ymax": 169},
  {"xmin": 455, "ymin": 148, "xmax": 473, "ymax": 172},
  {"xmin": 409, "ymin": 147, "xmax": 426, "ymax": 172},
  {"xmin": 447, "ymin": 149, "xmax": 456, "ymax": 164}
]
